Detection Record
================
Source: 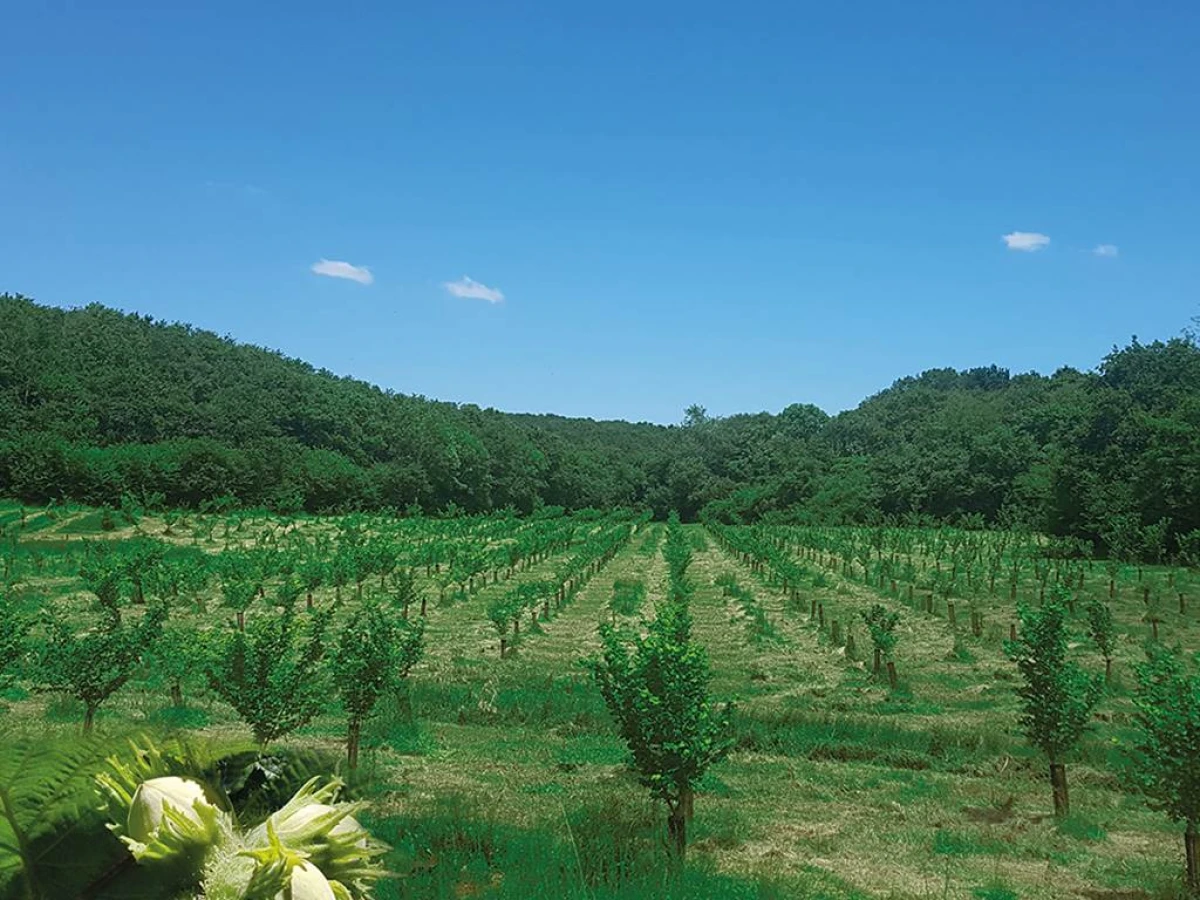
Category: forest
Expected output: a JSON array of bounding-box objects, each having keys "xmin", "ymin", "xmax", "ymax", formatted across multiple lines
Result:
[{"xmin": 2, "ymin": 294, "xmax": 1198, "ymax": 555}]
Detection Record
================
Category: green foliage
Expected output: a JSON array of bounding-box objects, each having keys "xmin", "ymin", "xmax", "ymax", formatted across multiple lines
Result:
[
  {"xmin": 1085, "ymin": 598, "xmax": 1117, "ymax": 676},
  {"xmin": 37, "ymin": 602, "xmax": 166, "ymax": 730},
  {"xmin": 860, "ymin": 604, "xmax": 900, "ymax": 660},
  {"xmin": 0, "ymin": 735, "xmax": 113, "ymax": 900},
  {"xmin": 592, "ymin": 602, "xmax": 734, "ymax": 809},
  {"xmin": 609, "ymin": 579, "xmax": 646, "ymax": 618},
  {"xmin": 204, "ymin": 606, "xmax": 332, "ymax": 746},
  {"xmin": 0, "ymin": 594, "xmax": 30, "ymax": 691},
  {"xmin": 146, "ymin": 613, "xmax": 209, "ymax": 707},
  {"xmin": 1004, "ymin": 601, "xmax": 1103, "ymax": 763},
  {"xmin": 1131, "ymin": 647, "xmax": 1200, "ymax": 827},
  {"xmin": 331, "ymin": 599, "xmax": 425, "ymax": 767},
  {"xmin": 4, "ymin": 295, "xmax": 1200, "ymax": 541},
  {"xmin": 590, "ymin": 515, "xmax": 733, "ymax": 856}
]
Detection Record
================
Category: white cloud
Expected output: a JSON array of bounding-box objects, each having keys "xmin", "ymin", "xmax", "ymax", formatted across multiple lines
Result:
[
  {"xmin": 443, "ymin": 275, "xmax": 504, "ymax": 304},
  {"xmin": 311, "ymin": 258, "xmax": 373, "ymax": 285},
  {"xmin": 1002, "ymin": 231, "xmax": 1051, "ymax": 252},
  {"xmin": 1093, "ymin": 243, "xmax": 1119, "ymax": 258}
]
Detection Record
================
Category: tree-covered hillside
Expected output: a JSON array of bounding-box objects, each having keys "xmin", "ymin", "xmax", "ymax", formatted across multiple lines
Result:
[{"xmin": 2, "ymin": 294, "xmax": 1197, "ymax": 554}]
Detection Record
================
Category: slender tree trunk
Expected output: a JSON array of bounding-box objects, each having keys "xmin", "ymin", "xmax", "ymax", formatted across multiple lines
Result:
[
  {"xmin": 420, "ymin": 595, "xmax": 428, "ymax": 616},
  {"xmin": 1050, "ymin": 762, "xmax": 1069, "ymax": 817},
  {"xmin": 84, "ymin": 703, "xmax": 96, "ymax": 732},
  {"xmin": 873, "ymin": 648, "xmax": 881, "ymax": 675},
  {"xmin": 347, "ymin": 718, "xmax": 361, "ymax": 770},
  {"xmin": 237, "ymin": 610, "xmax": 245, "ymax": 631},
  {"xmin": 499, "ymin": 637, "xmax": 507, "ymax": 658},
  {"xmin": 307, "ymin": 591, "xmax": 314, "ymax": 610},
  {"xmin": 1186, "ymin": 820, "xmax": 1199, "ymax": 893},
  {"xmin": 1104, "ymin": 657, "xmax": 1112, "ymax": 683},
  {"xmin": 170, "ymin": 683, "xmax": 183, "ymax": 707},
  {"xmin": 886, "ymin": 661, "xmax": 898, "ymax": 690},
  {"xmin": 667, "ymin": 794, "xmax": 689, "ymax": 860}
]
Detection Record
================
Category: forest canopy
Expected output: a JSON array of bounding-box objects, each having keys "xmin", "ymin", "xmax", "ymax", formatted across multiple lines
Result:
[{"xmin": 2, "ymin": 294, "xmax": 1197, "ymax": 554}]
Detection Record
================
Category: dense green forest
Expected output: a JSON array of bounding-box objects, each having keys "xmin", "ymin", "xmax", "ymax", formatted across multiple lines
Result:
[{"xmin": 1, "ymin": 294, "xmax": 1197, "ymax": 553}]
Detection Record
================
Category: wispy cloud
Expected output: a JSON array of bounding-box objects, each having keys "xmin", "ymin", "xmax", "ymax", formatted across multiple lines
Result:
[
  {"xmin": 311, "ymin": 259, "xmax": 373, "ymax": 285},
  {"xmin": 1092, "ymin": 243, "xmax": 1119, "ymax": 258},
  {"xmin": 1002, "ymin": 231, "xmax": 1051, "ymax": 252},
  {"xmin": 205, "ymin": 180, "xmax": 267, "ymax": 197},
  {"xmin": 443, "ymin": 275, "xmax": 504, "ymax": 304}
]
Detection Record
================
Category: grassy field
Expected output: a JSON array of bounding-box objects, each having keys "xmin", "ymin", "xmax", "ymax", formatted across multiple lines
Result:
[{"xmin": 1, "ymin": 500, "xmax": 1197, "ymax": 899}]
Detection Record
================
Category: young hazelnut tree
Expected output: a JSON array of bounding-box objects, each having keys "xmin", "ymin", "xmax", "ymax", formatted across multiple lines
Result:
[{"xmin": 1005, "ymin": 600, "xmax": 1103, "ymax": 816}]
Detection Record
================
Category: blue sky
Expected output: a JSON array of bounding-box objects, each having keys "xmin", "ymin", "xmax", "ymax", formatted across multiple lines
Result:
[{"xmin": 3, "ymin": 2, "xmax": 1197, "ymax": 424}]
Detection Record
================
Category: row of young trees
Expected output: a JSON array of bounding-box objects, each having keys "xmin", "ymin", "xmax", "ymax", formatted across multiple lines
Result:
[
  {"xmin": 486, "ymin": 519, "xmax": 641, "ymax": 656},
  {"xmin": 1005, "ymin": 598, "xmax": 1200, "ymax": 891},
  {"xmin": 0, "ymin": 507, "xmax": 644, "ymax": 770},
  {"xmin": 0, "ymin": 580, "xmax": 424, "ymax": 770},
  {"xmin": 591, "ymin": 514, "xmax": 733, "ymax": 858},
  {"xmin": 715, "ymin": 519, "xmax": 1200, "ymax": 893}
]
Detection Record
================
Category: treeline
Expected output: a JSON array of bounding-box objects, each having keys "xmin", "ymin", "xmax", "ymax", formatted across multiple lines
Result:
[{"xmin": 1, "ymin": 294, "xmax": 1198, "ymax": 553}]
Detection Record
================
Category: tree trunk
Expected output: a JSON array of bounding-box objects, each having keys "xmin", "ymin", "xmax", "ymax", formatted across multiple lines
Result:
[
  {"xmin": 667, "ymin": 795, "xmax": 689, "ymax": 860},
  {"xmin": 236, "ymin": 610, "xmax": 245, "ymax": 631},
  {"xmin": 1152, "ymin": 619, "xmax": 1160, "ymax": 641},
  {"xmin": 886, "ymin": 661, "xmax": 898, "ymax": 690},
  {"xmin": 347, "ymin": 718, "xmax": 361, "ymax": 770},
  {"xmin": 1050, "ymin": 762, "xmax": 1069, "ymax": 817},
  {"xmin": 499, "ymin": 637, "xmax": 507, "ymax": 658},
  {"xmin": 306, "ymin": 592, "xmax": 314, "ymax": 610},
  {"xmin": 170, "ymin": 683, "xmax": 183, "ymax": 707},
  {"xmin": 947, "ymin": 602, "xmax": 956, "ymax": 627},
  {"xmin": 1105, "ymin": 657, "xmax": 1112, "ymax": 683},
  {"xmin": 83, "ymin": 703, "xmax": 96, "ymax": 733},
  {"xmin": 873, "ymin": 648, "xmax": 881, "ymax": 675},
  {"xmin": 420, "ymin": 595, "xmax": 428, "ymax": 616},
  {"xmin": 1186, "ymin": 820, "xmax": 1199, "ymax": 893}
]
